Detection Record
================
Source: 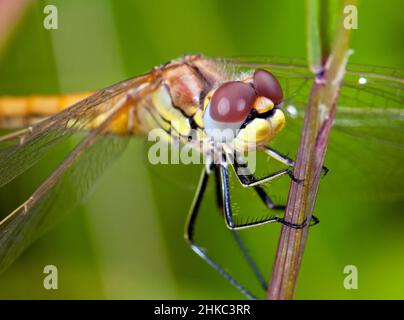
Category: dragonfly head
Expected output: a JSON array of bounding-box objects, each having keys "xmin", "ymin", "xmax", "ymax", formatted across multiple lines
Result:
[{"xmin": 203, "ymin": 69, "xmax": 285, "ymax": 151}]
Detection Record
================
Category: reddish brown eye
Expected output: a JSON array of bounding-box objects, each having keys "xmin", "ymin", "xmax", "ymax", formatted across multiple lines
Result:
[
  {"xmin": 209, "ymin": 81, "xmax": 256, "ymax": 123},
  {"xmin": 253, "ymin": 69, "xmax": 283, "ymax": 105}
]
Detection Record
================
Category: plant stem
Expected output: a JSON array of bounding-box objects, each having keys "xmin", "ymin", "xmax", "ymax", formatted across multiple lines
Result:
[
  {"xmin": 267, "ymin": 0, "xmax": 357, "ymax": 300},
  {"xmin": 306, "ymin": 0, "xmax": 322, "ymax": 73}
]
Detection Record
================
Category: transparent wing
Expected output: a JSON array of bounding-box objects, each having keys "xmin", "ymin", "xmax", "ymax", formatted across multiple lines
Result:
[
  {"xmin": 0, "ymin": 133, "xmax": 129, "ymax": 273},
  {"xmin": 0, "ymin": 73, "xmax": 151, "ymax": 188},
  {"xmin": 335, "ymin": 64, "xmax": 404, "ymax": 148},
  {"xmin": 0, "ymin": 74, "xmax": 153, "ymax": 272}
]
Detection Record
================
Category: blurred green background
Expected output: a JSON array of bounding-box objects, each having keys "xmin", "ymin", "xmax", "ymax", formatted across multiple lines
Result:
[{"xmin": 0, "ymin": 0, "xmax": 403, "ymax": 299}]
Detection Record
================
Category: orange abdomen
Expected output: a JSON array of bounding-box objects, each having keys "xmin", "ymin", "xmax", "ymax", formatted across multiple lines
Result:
[{"xmin": 0, "ymin": 93, "xmax": 92, "ymax": 128}]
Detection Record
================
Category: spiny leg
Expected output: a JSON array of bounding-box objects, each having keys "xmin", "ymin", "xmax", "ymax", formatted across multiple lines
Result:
[
  {"xmin": 214, "ymin": 166, "xmax": 269, "ymax": 291},
  {"xmin": 213, "ymin": 165, "xmax": 224, "ymax": 211},
  {"xmin": 184, "ymin": 168, "xmax": 257, "ymax": 300},
  {"xmin": 231, "ymin": 156, "xmax": 286, "ymax": 210},
  {"xmin": 263, "ymin": 146, "xmax": 296, "ymax": 167},
  {"xmin": 252, "ymin": 184, "xmax": 286, "ymax": 211},
  {"xmin": 220, "ymin": 164, "xmax": 309, "ymax": 230},
  {"xmin": 229, "ymin": 151, "xmax": 301, "ymax": 187},
  {"xmin": 237, "ymin": 167, "xmax": 300, "ymax": 187},
  {"xmin": 262, "ymin": 146, "xmax": 329, "ymax": 176},
  {"xmin": 231, "ymin": 154, "xmax": 319, "ymax": 227}
]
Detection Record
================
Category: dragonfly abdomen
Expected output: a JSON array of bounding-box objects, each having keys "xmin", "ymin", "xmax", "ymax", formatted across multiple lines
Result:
[{"xmin": 0, "ymin": 93, "xmax": 92, "ymax": 128}]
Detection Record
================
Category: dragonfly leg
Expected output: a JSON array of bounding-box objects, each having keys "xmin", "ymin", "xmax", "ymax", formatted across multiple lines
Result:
[
  {"xmin": 251, "ymin": 180, "xmax": 320, "ymax": 227},
  {"xmin": 232, "ymin": 158, "xmax": 302, "ymax": 187},
  {"xmin": 213, "ymin": 166, "xmax": 269, "ymax": 291},
  {"xmin": 184, "ymin": 168, "xmax": 257, "ymax": 300},
  {"xmin": 230, "ymin": 155, "xmax": 320, "ymax": 226},
  {"xmin": 256, "ymin": 191, "xmax": 319, "ymax": 227},
  {"xmin": 219, "ymin": 164, "xmax": 309, "ymax": 230},
  {"xmin": 228, "ymin": 154, "xmax": 288, "ymax": 210},
  {"xmin": 213, "ymin": 165, "xmax": 224, "ymax": 211},
  {"xmin": 262, "ymin": 146, "xmax": 296, "ymax": 167},
  {"xmin": 262, "ymin": 146, "xmax": 329, "ymax": 176}
]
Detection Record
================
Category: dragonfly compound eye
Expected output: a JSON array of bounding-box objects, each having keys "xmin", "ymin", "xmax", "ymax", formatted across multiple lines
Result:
[
  {"xmin": 253, "ymin": 69, "xmax": 283, "ymax": 105},
  {"xmin": 203, "ymin": 81, "xmax": 256, "ymax": 142},
  {"xmin": 209, "ymin": 81, "xmax": 256, "ymax": 123}
]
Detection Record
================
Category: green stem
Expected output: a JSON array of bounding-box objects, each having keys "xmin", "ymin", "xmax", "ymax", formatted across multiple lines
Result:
[
  {"xmin": 306, "ymin": 0, "xmax": 322, "ymax": 72},
  {"xmin": 267, "ymin": 0, "xmax": 357, "ymax": 300}
]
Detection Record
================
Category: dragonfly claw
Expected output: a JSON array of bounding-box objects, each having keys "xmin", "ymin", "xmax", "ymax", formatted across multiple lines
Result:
[
  {"xmin": 287, "ymin": 169, "xmax": 304, "ymax": 183},
  {"xmin": 276, "ymin": 215, "xmax": 320, "ymax": 229}
]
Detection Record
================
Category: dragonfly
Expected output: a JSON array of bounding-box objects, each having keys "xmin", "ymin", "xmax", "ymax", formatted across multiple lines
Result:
[{"xmin": 0, "ymin": 54, "xmax": 403, "ymax": 299}]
